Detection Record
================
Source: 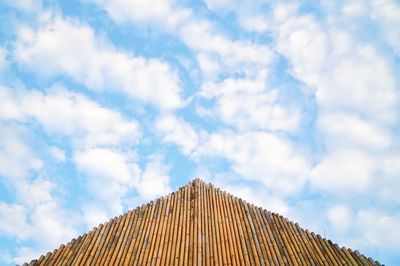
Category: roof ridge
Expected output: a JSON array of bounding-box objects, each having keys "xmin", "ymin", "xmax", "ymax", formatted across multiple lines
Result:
[{"xmin": 23, "ymin": 178, "xmax": 382, "ymax": 265}]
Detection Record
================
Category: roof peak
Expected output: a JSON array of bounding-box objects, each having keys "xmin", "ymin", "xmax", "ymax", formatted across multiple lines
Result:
[
  {"xmin": 24, "ymin": 176, "xmax": 380, "ymax": 265},
  {"xmin": 188, "ymin": 178, "xmax": 206, "ymax": 186}
]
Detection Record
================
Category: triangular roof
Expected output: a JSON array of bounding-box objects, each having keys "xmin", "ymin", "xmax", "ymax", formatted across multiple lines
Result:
[{"xmin": 24, "ymin": 179, "xmax": 380, "ymax": 265}]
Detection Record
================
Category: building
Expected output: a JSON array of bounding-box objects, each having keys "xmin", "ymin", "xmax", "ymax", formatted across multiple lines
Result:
[{"xmin": 24, "ymin": 179, "xmax": 381, "ymax": 265}]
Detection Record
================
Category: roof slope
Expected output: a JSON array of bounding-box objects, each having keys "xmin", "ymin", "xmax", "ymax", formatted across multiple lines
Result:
[{"xmin": 24, "ymin": 179, "xmax": 381, "ymax": 265}]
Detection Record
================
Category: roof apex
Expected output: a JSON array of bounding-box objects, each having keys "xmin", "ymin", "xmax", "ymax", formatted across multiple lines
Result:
[
  {"xmin": 23, "ymin": 177, "xmax": 381, "ymax": 266},
  {"xmin": 188, "ymin": 177, "xmax": 206, "ymax": 186}
]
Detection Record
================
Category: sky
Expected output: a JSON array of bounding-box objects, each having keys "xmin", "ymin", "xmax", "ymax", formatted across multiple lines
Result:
[{"xmin": 0, "ymin": 0, "xmax": 399, "ymax": 265}]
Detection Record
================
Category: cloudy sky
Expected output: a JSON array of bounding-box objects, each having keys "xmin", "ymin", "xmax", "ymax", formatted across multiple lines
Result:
[{"xmin": 0, "ymin": 0, "xmax": 399, "ymax": 264}]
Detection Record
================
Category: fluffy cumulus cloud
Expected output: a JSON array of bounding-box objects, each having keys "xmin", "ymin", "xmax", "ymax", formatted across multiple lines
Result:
[
  {"xmin": 326, "ymin": 206, "xmax": 400, "ymax": 258},
  {"xmin": 0, "ymin": 125, "xmax": 74, "ymax": 264},
  {"xmin": 0, "ymin": 124, "xmax": 43, "ymax": 179},
  {"xmin": 48, "ymin": 146, "xmax": 66, "ymax": 162},
  {"xmin": 138, "ymin": 156, "xmax": 172, "ymax": 200},
  {"xmin": 269, "ymin": 2, "xmax": 400, "ymax": 197},
  {"xmin": 200, "ymin": 78, "xmax": 300, "ymax": 132},
  {"xmin": 74, "ymin": 148, "xmax": 140, "ymax": 213},
  {"xmin": 155, "ymin": 114, "xmax": 200, "ymax": 155},
  {"xmin": 318, "ymin": 113, "xmax": 392, "ymax": 151},
  {"xmin": 0, "ymin": 85, "xmax": 140, "ymax": 185},
  {"xmin": 86, "ymin": 0, "xmax": 190, "ymax": 29},
  {"xmin": 271, "ymin": 2, "xmax": 399, "ymax": 125},
  {"xmin": 0, "ymin": 85, "xmax": 139, "ymax": 148},
  {"xmin": 0, "ymin": 78, "xmax": 175, "ymax": 263},
  {"xmin": 266, "ymin": 1, "xmax": 400, "ymax": 263},
  {"xmin": 311, "ymin": 149, "xmax": 377, "ymax": 193},
  {"xmin": 0, "ymin": 172, "xmax": 79, "ymax": 264},
  {"xmin": 204, "ymin": 0, "xmax": 270, "ymax": 33},
  {"xmin": 23, "ymin": 199, "xmax": 78, "ymax": 249},
  {"xmin": 196, "ymin": 131, "xmax": 310, "ymax": 195},
  {"xmin": 221, "ymin": 182, "xmax": 289, "ymax": 215},
  {"xmin": 1, "ymin": 0, "xmax": 400, "ymax": 265},
  {"xmin": 14, "ymin": 17, "xmax": 183, "ymax": 110},
  {"xmin": 1, "ymin": 0, "xmax": 43, "ymax": 13},
  {"xmin": 327, "ymin": 205, "xmax": 352, "ymax": 233},
  {"xmin": 371, "ymin": 0, "xmax": 400, "ymax": 56},
  {"xmin": 0, "ymin": 85, "xmax": 141, "ymax": 263},
  {"xmin": 86, "ymin": 0, "xmax": 273, "ymax": 75},
  {"xmin": 0, "ymin": 47, "xmax": 7, "ymax": 70},
  {"xmin": 0, "ymin": 203, "xmax": 26, "ymax": 237},
  {"xmin": 157, "ymin": 118, "xmax": 310, "ymax": 195},
  {"xmin": 356, "ymin": 209, "xmax": 400, "ymax": 249}
]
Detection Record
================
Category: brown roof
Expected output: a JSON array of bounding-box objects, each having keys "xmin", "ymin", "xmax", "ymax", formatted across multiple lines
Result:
[{"xmin": 24, "ymin": 179, "xmax": 380, "ymax": 265}]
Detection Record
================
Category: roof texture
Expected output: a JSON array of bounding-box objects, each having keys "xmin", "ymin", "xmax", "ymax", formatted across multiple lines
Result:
[{"xmin": 24, "ymin": 179, "xmax": 380, "ymax": 265}]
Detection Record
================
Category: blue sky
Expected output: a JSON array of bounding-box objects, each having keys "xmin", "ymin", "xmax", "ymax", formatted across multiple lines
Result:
[{"xmin": 0, "ymin": 0, "xmax": 399, "ymax": 264}]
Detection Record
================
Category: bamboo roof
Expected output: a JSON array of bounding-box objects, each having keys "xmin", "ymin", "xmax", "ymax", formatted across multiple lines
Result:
[{"xmin": 24, "ymin": 178, "xmax": 381, "ymax": 265}]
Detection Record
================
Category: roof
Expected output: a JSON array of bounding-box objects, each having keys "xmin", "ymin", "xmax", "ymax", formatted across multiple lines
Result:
[{"xmin": 24, "ymin": 179, "xmax": 381, "ymax": 265}]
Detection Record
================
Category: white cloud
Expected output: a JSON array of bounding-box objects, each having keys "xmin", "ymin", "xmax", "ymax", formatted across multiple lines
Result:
[
  {"xmin": 180, "ymin": 20, "xmax": 272, "ymax": 70},
  {"xmin": 322, "ymin": 0, "xmax": 400, "ymax": 56},
  {"xmin": 48, "ymin": 146, "xmax": 66, "ymax": 162},
  {"xmin": 0, "ymin": 112, "xmax": 80, "ymax": 265},
  {"xmin": 291, "ymin": 202, "xmax": 400, "ymax": 262},
  {"xmin": 86, "ymin": 0, "xmax": 286, "ymax": 167},
  {"xmin": 311, "ymin": 150, "xmax": 375, "ymax": 193},
  {"xmin": 74, "ymin": 148, "xmax": 137, "ymax": 185},
  {"xmin": 0, "ymin": 250, "xmax": 12, "ymax": 265},
  {"xmin": 0, "ymin": 177, "xmax": 80, "ymax": 265},
  {"xmin": 340, "ymin": 0, "xmax": 368, "ymax": 17},
  {"xmin": 318, "ymin": 46, "xmax": 398, "ymax": 122},
  {"xmin": 155, "ymin": 114, "xmax": 309, "ymax": 197},
  {"xmin": 74, "ymin": 148, "xmax": 140, "ymax": 213},
  {"xmin": 326, "ymin": 206, "xmax": 400, "ymax": 256},
  {"xmin": 318, "ymin": 113, "xmax": 392, "ymax": 151},
  {"xmin": 87, "ymin": 0, "xmax": 190, "ymax": 30},
  {"xmin": 0, "ymin": 87, "xmax": 23, "ymax": 120},
  {"xmin": 371, "ymin": 0, "xmax": 400, "ymax": 56},
  {"xmin": 196, "ymin": 131, "xmax": 310, "ymax": 195},
  {"xmin": 371, "ymin": 156, "xmax": 400, "ymax": 204},
  {"xmin": 138, "ymin": 156, "xmax": 171, "ymax": 200},
  {"xmin": 189, "ymin": 31, "xmax": 283, "ymax": 136},
  {"xmin": 222, "ymin": 183, "xmax": 288, "ymax": 215},
  {"xmin": 0, "ymin": 47, "xmax": 7, "ymax": 70},
  {"xmin": 156, "ymin": 114, "xmax": 309, "ymax": 196},
  {"xmin": 356, "ymin": 209, "xmax": 400, "ymax": 248},
  {"xmin": 1, "ymin": 0, "xmax": 42, "ymax": 13},
  {"xmin": 7, "ymin": 177, "xmax": 79, "ymax": 243},
  {"xmin": 11, "ymin": 198, "xmax": 79, "ymax": 265},
  {"xmin": 0, "ymin": 203, "xmax": 26, "ymax": 237},
  {"xmin": 328, "ymin": 205, "xmax": 352, "ymax": 233},
  {"xmin": 85, "ymin": 0, "xmax": 273, "ymax": 79},
  {"xmin": 273, "ymin": 10, "xmax": 328, "ymax": 87},
  {"xmin": 239, "ymin": 15, "xmax": 269, "ymax": 33},
  {"xmin": 16, "ymin": 178, "xmax": 55, "ymax": 208},
  {"xmin": 271, "ymin": 2, "xmax": 399, "ymax": 200},
  {"xmin": 0, "ymin": 86, "xmax": 139, "ymax": 149},
  {"xmin": 204, "ymin": 0, "xmax": 269, "ymax": 33},
  {"xmin": 26, "ymin": 201, "xmax": 78, "ymax": 248},
  {"xmin": 203, "ymin": 0, "xmax": 231, "ymax": 11},
  {"xmin": 156, "ymin": 114, "xmax": 200, "ymax": 155},
  {"xmin": 0, "ymin": 85, "xmax": 142, "ymax": 260},
  {"xmin": 14, "ymin": 247, "xmax": 43, "ymax": 266},
  {"xmin": 14, "ymin": 17, "xmax": 183, "ymax": 110},
  {"xmin": 273, "ymin": 3, "xmax": 299, "ymax": 24},
  {"xmin": 196, "ymin": 53, "xmax": 221, "ymax": 80},
  {"xmin": 272, "ymin": 3, "xmax": 399, "ymax": 123},
  {"xmin": 82, "ymin": 204, "xmax": 108, "ymax": 229},
  {"xmin": 201, "ymin": 78, "xmax": 300, "ymax": 132},
  {"xmin": 0, "ymin": 124, "xmax": 42, "ymax": 179}
]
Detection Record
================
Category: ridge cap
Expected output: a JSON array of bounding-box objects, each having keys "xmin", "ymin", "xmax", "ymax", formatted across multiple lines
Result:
[{"xmin": 186, "ymin": 177, "xmax": 206, "ymax": 187}]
